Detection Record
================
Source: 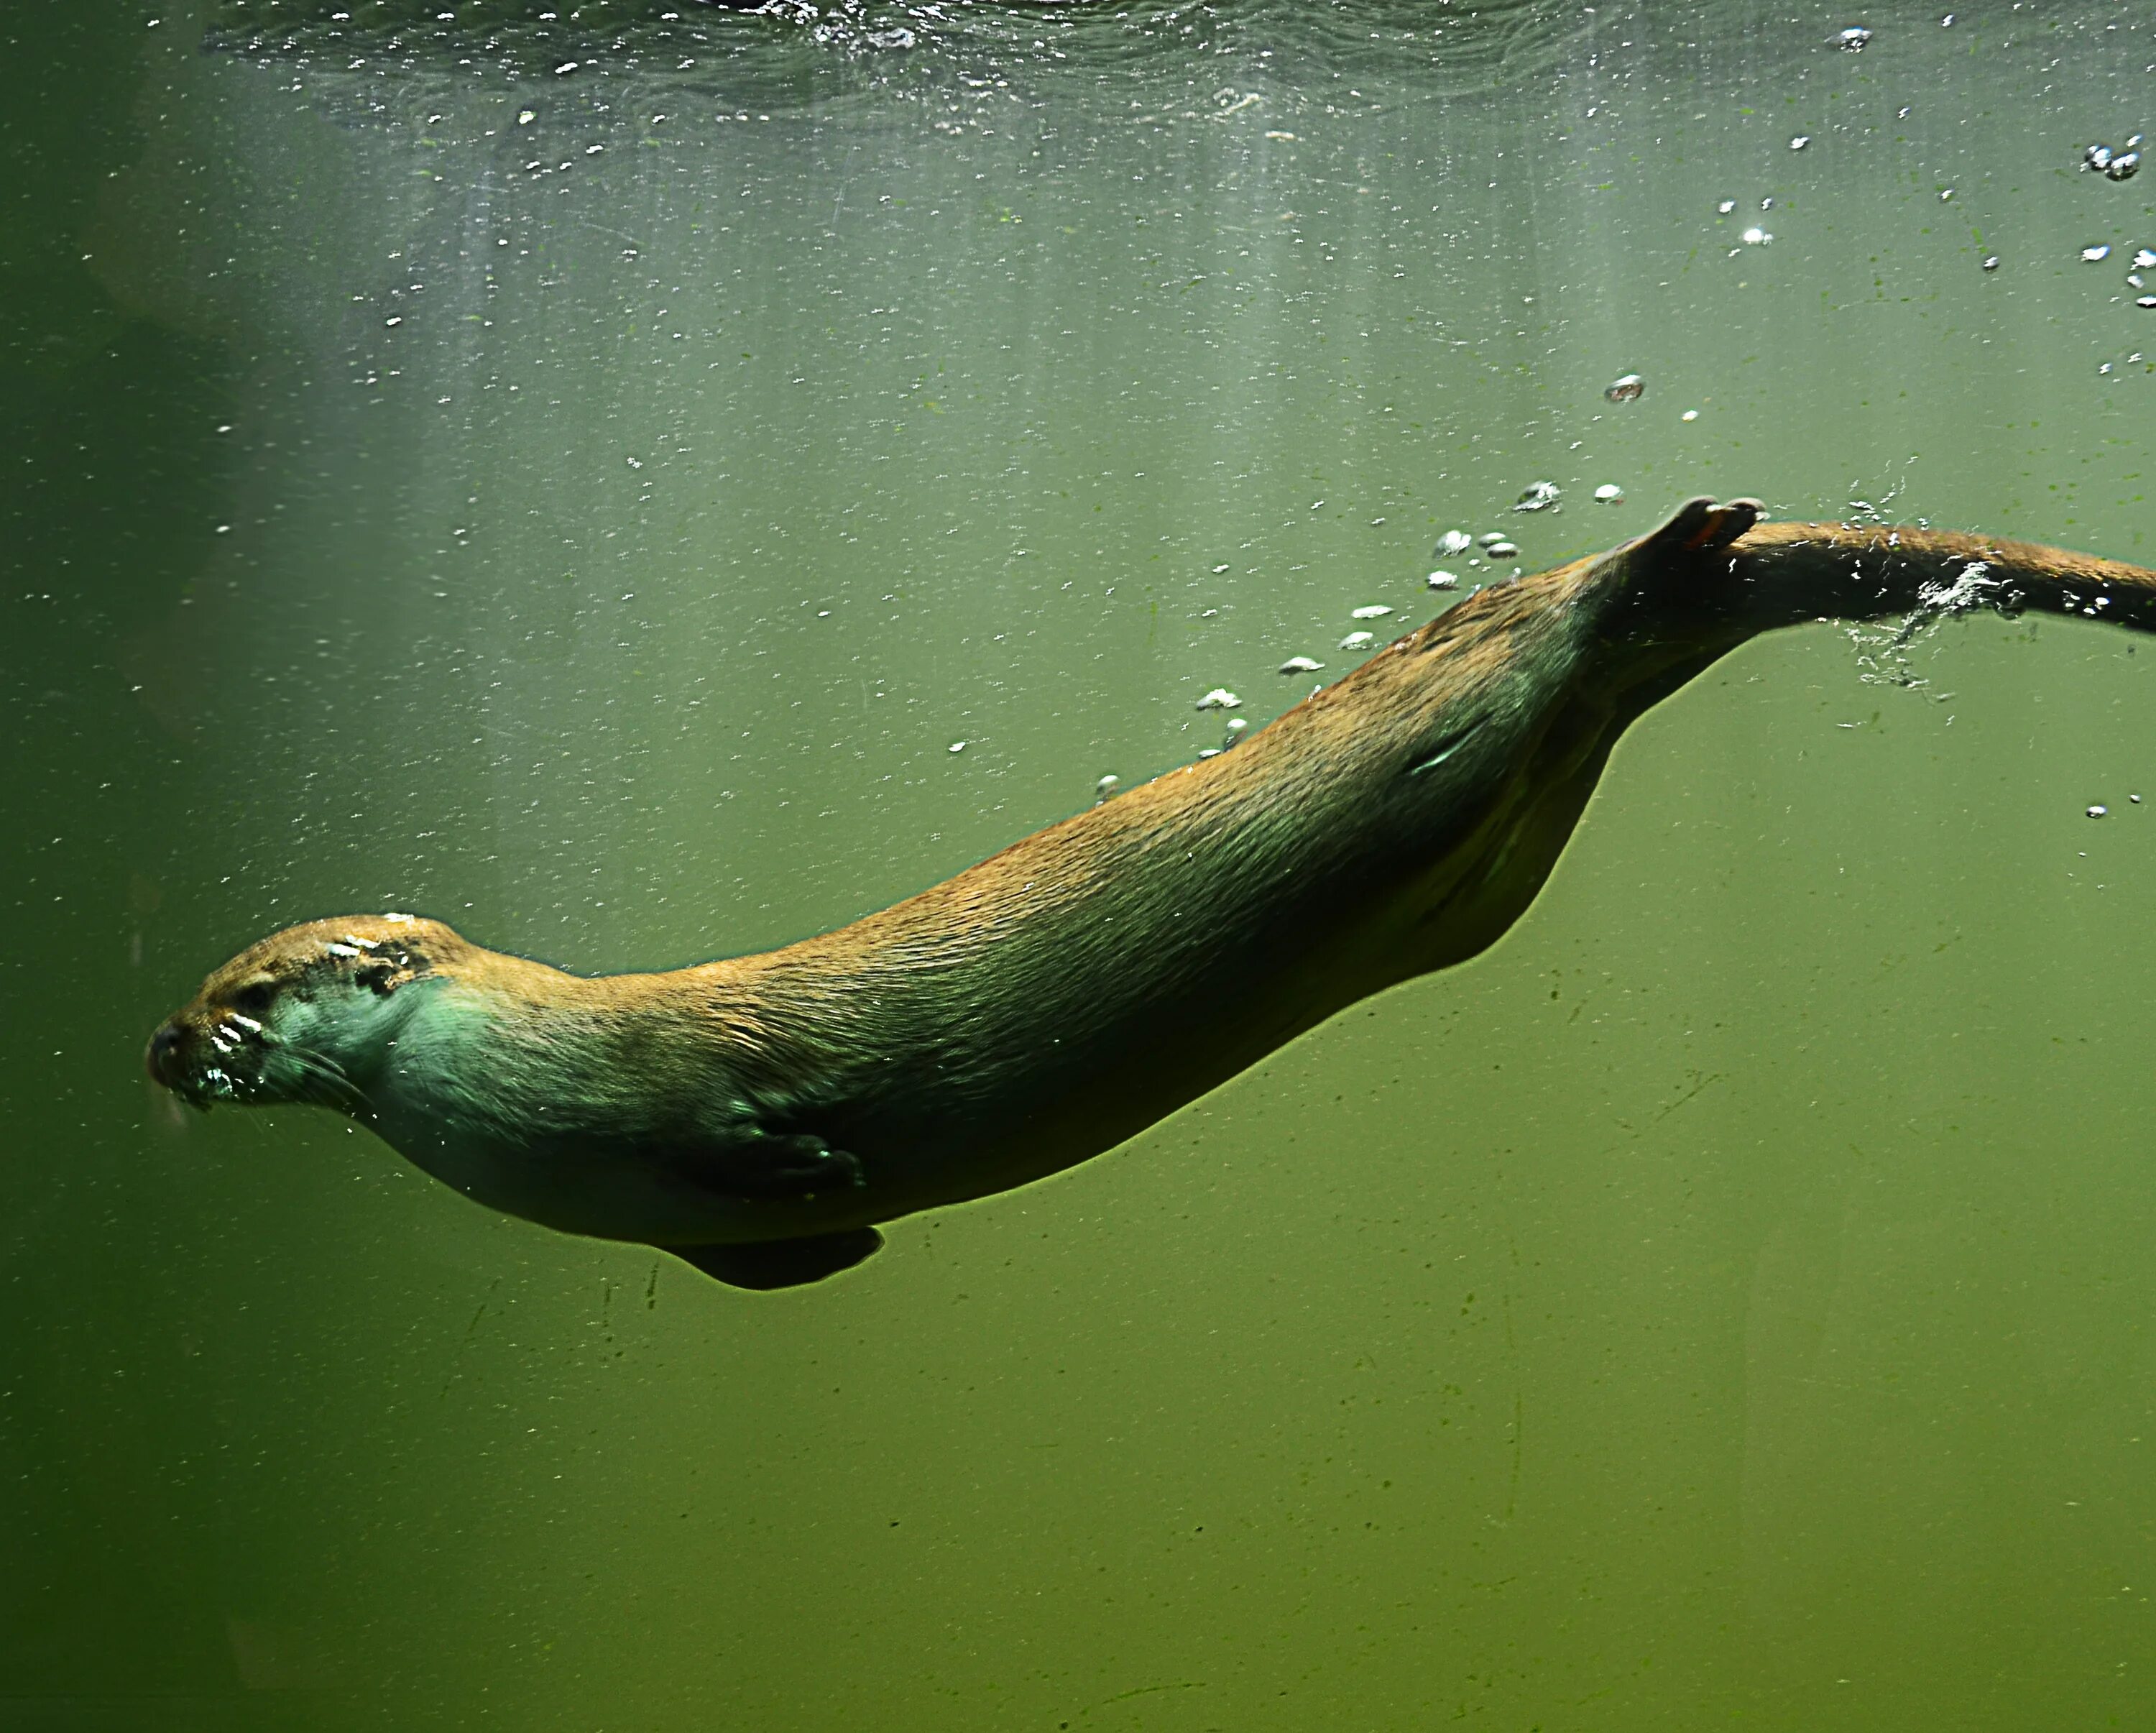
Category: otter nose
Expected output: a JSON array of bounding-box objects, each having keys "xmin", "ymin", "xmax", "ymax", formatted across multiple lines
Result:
[{"xmin": 145, "ymin": 1023, "xmax": 185, "ymax": 1087}]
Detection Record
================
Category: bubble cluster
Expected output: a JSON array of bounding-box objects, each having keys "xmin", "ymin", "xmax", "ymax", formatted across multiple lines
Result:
[{"xmin": 2084, "ymin": 140, "xmax": 2143, "ymax": 182}]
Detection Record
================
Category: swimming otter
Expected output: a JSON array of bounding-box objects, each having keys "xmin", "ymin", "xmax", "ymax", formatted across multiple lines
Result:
[{"xmin": 145, "ymin": 497, "xmax": 2156, "ymax": 1288}]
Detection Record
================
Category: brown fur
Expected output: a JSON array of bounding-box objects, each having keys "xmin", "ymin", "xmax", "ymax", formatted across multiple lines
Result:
[{"xmin": 148, "ymin": 499, "xmax": 2156, "ymax": 1286}]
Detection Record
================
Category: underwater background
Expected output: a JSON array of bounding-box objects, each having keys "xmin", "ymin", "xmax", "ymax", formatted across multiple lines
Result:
[{"xmin": 6, "ymin": 1, "xmax": 2156, "ymax": 1726}]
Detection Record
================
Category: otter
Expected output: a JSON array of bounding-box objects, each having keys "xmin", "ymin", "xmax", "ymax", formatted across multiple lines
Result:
[{"xmin": 147, "ymin": 497, "xmax": 2156, "ymax": 1289}]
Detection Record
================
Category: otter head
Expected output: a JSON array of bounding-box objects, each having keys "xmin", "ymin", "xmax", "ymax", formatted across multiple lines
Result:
[{"xmin": 146, "ymin": 913, "xmax": 461, "ymax": 1115}]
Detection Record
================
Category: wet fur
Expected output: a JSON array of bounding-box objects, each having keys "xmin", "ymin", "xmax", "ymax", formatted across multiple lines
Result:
[{"xmin": 148, "ymin": 499, "xmax": 2156, "ymax": 1287}]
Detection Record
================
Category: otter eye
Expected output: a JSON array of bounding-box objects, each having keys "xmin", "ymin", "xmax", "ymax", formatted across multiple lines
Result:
[{"xmin": 233, "ymin": 982, "xmax": 276, "ymax": 1016}]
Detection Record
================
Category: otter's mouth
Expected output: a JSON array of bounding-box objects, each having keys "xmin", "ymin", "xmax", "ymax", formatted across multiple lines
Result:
[{"xmin": 145, "ymin": 1018, "xmax": 264, "ymax": 1109}]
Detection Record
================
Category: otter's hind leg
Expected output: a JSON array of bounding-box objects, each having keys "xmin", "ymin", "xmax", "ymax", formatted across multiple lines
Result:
[
  {"xmin": 1634, "ymin": 494, "xmax": 1763, "ymax": 558},
  {"xmin": 660, "ymin": 1228, "xmax": 885, "ymax": 1290}
]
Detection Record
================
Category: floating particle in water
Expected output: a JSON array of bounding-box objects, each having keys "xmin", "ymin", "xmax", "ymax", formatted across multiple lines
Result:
[
  {"xmin": 1835, "ymin": 25, "xmax": 1871, "ymax": 50},
  {"xmin": 1436, "ymin": 529, "xmax": 1473, "ymax": 557},
  {"xmin": 1279, "ymin": 655, "xmax": 1325, "ymax": 674},
  {"xmin": 2111, "ymin": 154, "xmax": 2143, "ymax": 182},
  {"xmin": 1351, "ymin": 604, "xmax": 1394, "ymax": 620},
  {"xmin": 2084, "ymin": 143, "xmax": 2116, "ymax": 173},
  {"xmin": 2083, "ymin": 245, "xmax": 2113, "ymax": 262},
  {"xmin": 517, "ymin": 109, "xmax": 536, "ymax": 124},
  {"xmin": 1981, "ymin": 254, "xmax": 2000, "ymax": 271},
  {"xmin": 2089, "ymin": 804, "xmax": 2109, "ymax": 818},
  {"xmin": 1485, "ymin": 540, "xmax": 1520, "ymax": 559},
  {"xmin": 1426, "ymin": 571, "xmax": 1460, "ymax": 590},
  {"xmin": 1211, "ymin": 563, "xmax": 1230, "ymax": 574},
  {"xmin": 2136, "ymin": 249, "xmax": 2156, "ymax": 270},
  {"xmin": 1194, "ymin": 687, "xmax": 1242, "ymax": 711},
  {"xmin": 554, "ymin": 60, "xmax": 579, "ymax": 75},
  {"xmin": 1094, "ymin": 773, "xmax": 1120, "ymax": 804},
  {"xmin": 1339, "ymin": 630, "xmax": 1377, "ymax": 651},
  {"xmin": 866, "ymin": 27, "xmax": 916, "ymax": 48},
  {"xmin": 1594, "ymin": 483, "xmax": 1625, "ymax": 504},
  {"xmin": 1605, "ymin": 372, "xmax": 1645, "ymax": 402},
  {"xmin": 1223, "ymin": 717, "xmax": 1249, "ymax": 742},
  {"xmin": 1742, "ymin": 226, "xmax": 1773, "ymax": 246},
  {"xmin": 1938, "ymin": 188, "xmax": 1955, "ymax": 201},
  {"xmin": 1514, "ymin": 480, "xmax": 1562, "ymax": 512},
  {"xmin": 1717, "ymin": 199, "xmax": 1737, "ymax": 214},
  {"xmin": 949, "ymin": 740, "xmax": 967, "ymax": 753},
  {"xmin": 1682, "ymin": 408, "xmax": 1701, "ymax": 422},
  {"xmin": 1197, "ymin": 748, "xmax": 1222, "ymax": 760},
  {"xmin": 1789, "ymin": 134, "xmax": 1811, "ymax": 150}
]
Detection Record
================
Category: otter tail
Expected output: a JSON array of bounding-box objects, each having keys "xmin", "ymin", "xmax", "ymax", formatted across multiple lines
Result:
[{"xmin": 1720, "ymin": 516, "xmax": 2156, "ymax": 637}]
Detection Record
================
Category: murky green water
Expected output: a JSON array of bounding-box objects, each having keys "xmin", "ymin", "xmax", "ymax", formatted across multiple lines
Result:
[{"xmin": 7, "ymin": 1, "xmax": 2156, "ymax": 1726}]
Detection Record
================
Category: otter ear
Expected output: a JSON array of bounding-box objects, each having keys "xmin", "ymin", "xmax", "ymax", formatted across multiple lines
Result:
[{"xmin": 355, "ymin": 949, "xmax": 428, "ymax": 996}]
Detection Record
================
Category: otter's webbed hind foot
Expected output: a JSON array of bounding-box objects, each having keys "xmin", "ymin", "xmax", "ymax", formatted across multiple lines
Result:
[
  {"xmin": 1604, "ymin": 495, "xmax": 1767, "ymax": 633},
  {"xmin": 1636, "ymin": 494, "xmax": 1763, "ymax": 559},
  {"xmin": 661, "ymin": 1228, "xmax": 885, "ymax": 1290}
]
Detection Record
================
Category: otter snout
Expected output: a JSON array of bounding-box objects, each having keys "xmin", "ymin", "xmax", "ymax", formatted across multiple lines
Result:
[
  {"xmin": 146, "ymin": 1020, "xmax": 215, "ymax": 1108},
  {"xmin": 145, "ymin": 1021, "xmax": 187, "ymax": 1088}
]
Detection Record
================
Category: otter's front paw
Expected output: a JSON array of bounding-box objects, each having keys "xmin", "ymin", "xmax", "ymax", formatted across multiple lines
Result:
[
  {"xmin": 762, "ymin": 1134, "xmax": 866, "ymax": 1195},
  {"xmin": 701, "ymin": 1131, "xmax": 866, "ymax": 1200}
]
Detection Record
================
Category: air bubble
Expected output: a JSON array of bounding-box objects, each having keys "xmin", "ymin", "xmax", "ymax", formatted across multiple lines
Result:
[
  {"xmin": 1604, "ymin": 373, "xmax": 1645, "ymax": 403},
  {"xmin": 1194, "ymin": 688, "xmax": 1242, "ymax": 711},
  {"xmin": 1435, "ymin": 529, "xmax": 1473, "ymax": 557},
  {"xmin": 1594, "ymin": 484, "xmax": 1625, "ymax": 504},
  {"xmin": 1514, "ymin": 481, "xmax": 1562, "ymax": 512},
  {"xmin": 1351, "ymin": 604, "xmax": 1393, "ymax": 620},
  {"xmin": 1339, "ymin": 630, "xmax": 1377, "ymax": 651}
]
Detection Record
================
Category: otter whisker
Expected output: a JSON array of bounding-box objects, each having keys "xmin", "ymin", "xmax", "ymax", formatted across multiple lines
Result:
[{"xmin": 283, "ymin": 1044, "xmax": 372, "ymax": 1116}]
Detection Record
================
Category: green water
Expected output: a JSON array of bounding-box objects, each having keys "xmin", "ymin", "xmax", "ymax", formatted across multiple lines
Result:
[{"xmin": 8, "ymin": 1, "xmax": 2156, "ymax": 1726}]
